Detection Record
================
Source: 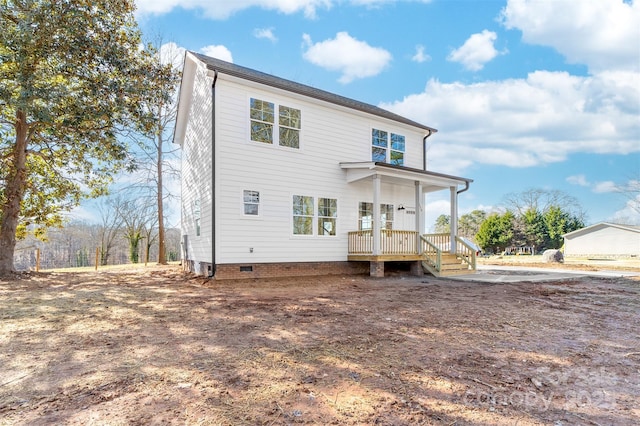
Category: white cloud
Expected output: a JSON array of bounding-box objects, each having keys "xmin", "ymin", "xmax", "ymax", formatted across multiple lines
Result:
[
  {"xmin": 135, "ymin": 0, "xmax": 433, "ymax": 19},
  {"xmin": 379, "ymin": 70, "xmax": 640, "ymax": 175},
  {"xmin": 411, "ymin": 45, "xmax": 431, "ymax": 63},
  {"xmin": 447, "ymin": 30, "xmax": 503, "ymax": 71},
  {"xmin": 593, "ymin": 181, "xmax": 618, "ymax": 193},
  {"xmin": 500, "ymin": 0, "xmax": 640, "ymax": 73},
  {"xmin": 200, "ymin": 45, "xmax": 233, "ymax": 62},
  {"xmin": 253, "ymin": 27, "xmax": 278, "ymax": 42},
  {"xmin": 136, "ymin": 0, "xmax": 332, "ymax": 19},
  {"xmin": 567, "ymin": 175, "xmax": 590, "ymax": 187},
  {"xmin": 159, "ymin": 42, "xmax": 186, "ymax": 69},
  {"xmin": 302, "ymin": 32, "xmax": 392, "ymax": 83}
]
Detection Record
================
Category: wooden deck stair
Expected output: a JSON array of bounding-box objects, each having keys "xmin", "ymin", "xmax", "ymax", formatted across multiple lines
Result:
[
  {"xmin": 420, "ymin": 234, "xmax": 477, "ymax": 278},
  {"xmin": 423, "ymin": 253, "xmax": 474, "ymax": 277}
]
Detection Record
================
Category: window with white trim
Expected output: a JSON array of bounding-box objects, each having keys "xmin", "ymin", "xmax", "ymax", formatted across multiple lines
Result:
[
  {"xmin": 243, "ymin": 190, "xmax": 260, "ymax": 216},
  {"xmin": 250, "ymin": 98, "xmax": 301, "ymax": 148},
  {"xmin": 318, "ymin": 198, "xmax": 337, "ymax": 236},
  {"xmin": 358, "ymin": 202, "xmax": 394, "ymax": 230},
  {"xmin": 293, "ymin": 195, "xmax": 314, "ymax": 235},
  {"xmin": 292, "ymin": 195, "xmax": 338, "ymax": 236},
  {"xmin": 371, "ymin": 129, "xmax": 405, "ymax": 166}
]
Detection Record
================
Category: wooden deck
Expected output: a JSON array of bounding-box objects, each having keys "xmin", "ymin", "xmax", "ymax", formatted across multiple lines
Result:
[{"xmin": 347, "ymin": 231, "xmax": 477, "ymax": 277}]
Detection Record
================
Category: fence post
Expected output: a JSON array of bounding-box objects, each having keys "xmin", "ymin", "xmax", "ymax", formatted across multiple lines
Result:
[
  {"xmin": 95, "ymin": 247, "xmax": 99, "ymax": 271},
  {"xmin": 36, "ymin": 248, "xmax": 40, "ymax": 272}
]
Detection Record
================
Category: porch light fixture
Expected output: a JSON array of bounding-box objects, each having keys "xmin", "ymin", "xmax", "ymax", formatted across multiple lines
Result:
[{"xmin": 397, "ymin": 204, "xmax": 405, "ymax": 211}]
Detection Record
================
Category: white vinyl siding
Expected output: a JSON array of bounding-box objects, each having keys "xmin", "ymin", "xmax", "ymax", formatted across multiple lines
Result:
[
  {"xmin": 187, "ymin": 69, "xmax": 424, "ymax": 264},
  {"xmin": 180, "ymin": 62, "xmax": 213, "ymax": 264}
]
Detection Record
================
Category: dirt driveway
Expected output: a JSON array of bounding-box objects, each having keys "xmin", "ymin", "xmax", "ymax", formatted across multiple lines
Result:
[{"xmin": 1, "ymin": 265, "xmax": 639, "ymax": 425}]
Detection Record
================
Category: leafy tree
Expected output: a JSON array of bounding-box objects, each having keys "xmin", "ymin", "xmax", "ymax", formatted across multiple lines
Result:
[
  {"xmin": 434, "ymin": 214, "xmax": 450, "ymax": 233},
  {"xmin": 458, "ymin": 209, "xmax": 486, "ymax": 239},
  {"xmin": 521, "ymin": 208, "xmax": 547, "ymax": 249},
  {"xmin": 543, "ymin": 205, "xmax": 584, "ymax": 249},
  {"xmin": 0, "ymin": 0, "xmax": 159, "ymax": 273},
  {"xmin": 475, "ymin": 212, "xmax": 515, "ymax": 254}
]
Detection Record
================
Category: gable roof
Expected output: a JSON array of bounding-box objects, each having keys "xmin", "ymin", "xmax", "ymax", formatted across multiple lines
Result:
[
  {"xmin": 563, "ymin": 222, "xmax": 640, "ymax": 238},
  {"xmin": 190, "ymin": 52, "xmax": 438, "ymax": 133}
]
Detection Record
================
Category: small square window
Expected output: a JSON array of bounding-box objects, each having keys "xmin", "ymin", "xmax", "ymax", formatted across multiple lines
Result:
[{"xmin": 243, "ymin": 190, "xmax": 260, "ymax": 216}]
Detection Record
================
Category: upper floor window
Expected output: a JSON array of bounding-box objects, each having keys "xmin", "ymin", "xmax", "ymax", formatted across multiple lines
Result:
[
  {"xmin": 371, "ymin": 129, "xmax": 405, "ymax": 166},
  {"xmin": 250, "ymin": 99, "xmax": 274, "ymax": 144},
  {"xmin": 279, "ymin": 105, "xmax": 301, "ymax": 148},
  {"xmin": 243, "ymin": 190, "xmax": 260, "ymax": 216},
  {"xmin": 250, "ymin": 98, "xmax": 301, "ymax": 148}
]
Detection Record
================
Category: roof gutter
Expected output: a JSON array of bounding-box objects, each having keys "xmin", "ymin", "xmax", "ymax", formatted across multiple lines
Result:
[
  {"xmin": 457, "ymin": 180, "xmax": 470, "ymax": 195},
  {"xmin": 209, "ymin": 70, "xmax": 218, "ymax": 278},
  {"xmin": 422, "ymin": 130, "xmax": 434, "ymax": 171}
]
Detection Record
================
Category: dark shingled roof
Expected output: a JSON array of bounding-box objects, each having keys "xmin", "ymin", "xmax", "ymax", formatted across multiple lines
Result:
[{"xmin": 190, "ymin": 52, "xmax": 437, "ymax": 133}]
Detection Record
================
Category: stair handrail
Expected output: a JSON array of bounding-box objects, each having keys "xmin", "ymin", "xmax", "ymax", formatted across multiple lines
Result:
[
  {"xmin": 420, "ymin": 234, "xmax": 442, "ymax": 272},
  {"xmin": 455, "ymin": 236, "xmax": 477, "ymax": 270}
]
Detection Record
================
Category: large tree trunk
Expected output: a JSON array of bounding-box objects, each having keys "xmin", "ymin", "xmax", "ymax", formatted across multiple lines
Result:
[
  {"xmin": 0, "ymin": 110, "xmax": 29, "ymax": 274},
  {"xmin": 156, "ymin": 131, "xmax": 167, "ymax": 265}
]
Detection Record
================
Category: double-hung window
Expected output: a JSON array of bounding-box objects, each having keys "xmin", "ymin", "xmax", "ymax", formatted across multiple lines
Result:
[
  {"xmin": 293, "ymin": 195, "xmax": 314, "ymax": 235},
  {"xmin": 279, "ymin": 105, "xmax": 301, "ymax": 148},
  {"xmin": 293, "ymin": 195, "xmax": 338, "ymax": 236},
  {"xmin": 250, "ymin": 98, "xmax": 301, "ymax": 148},
  {"xmin": 371, "ymin": 129, "xmax": 405, "ymax": 166},
  {"xmin": 358, "ymin": 202, "xmax": 394, "ymax": 230},
  {"xmin": 318, "ymin": 198, "xmax": 337, "ymax": 236},
  {"xmin": 243, "ymin": 190, "xmax": 260, "ymax": 216}
]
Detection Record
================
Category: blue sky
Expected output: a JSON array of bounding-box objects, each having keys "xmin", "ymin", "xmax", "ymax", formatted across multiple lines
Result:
[{"xmin": 119, "ymin": 0, "xmax": 640, "ymax": 230}]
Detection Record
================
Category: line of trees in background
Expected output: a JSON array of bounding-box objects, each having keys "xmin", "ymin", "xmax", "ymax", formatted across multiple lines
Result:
[
  {"xmin": 13, "ymin": 194, "xmax": 182, "ymax": 271},
  {"xmin": 434, "ymin": 188, "xmax": 587, "ymax": 254}
]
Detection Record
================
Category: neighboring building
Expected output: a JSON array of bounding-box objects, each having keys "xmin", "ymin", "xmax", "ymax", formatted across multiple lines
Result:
[
  {"xmin": 174, "ymin": 52, "xmax": 475, "ymax": 279},
  {"xmin": 563, "ymin": 222, "xmax": 640, "ymax": 257}
]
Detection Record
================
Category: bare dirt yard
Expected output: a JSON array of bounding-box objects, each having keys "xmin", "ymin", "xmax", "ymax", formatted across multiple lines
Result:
[{"xmin": 1, "ymin": 262, "xmax": 639, "ymax": 425}]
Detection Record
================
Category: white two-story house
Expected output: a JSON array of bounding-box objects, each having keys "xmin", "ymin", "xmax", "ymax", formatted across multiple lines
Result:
[{"xmin": 174, "ymin": 52, "xmax": 476, "ymax": 279}]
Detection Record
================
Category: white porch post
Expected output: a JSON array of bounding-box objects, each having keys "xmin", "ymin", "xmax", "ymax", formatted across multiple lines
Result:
[
  {"xmin": 372, "ymin": 174, "xmax": 381, "ymax": 255},
  {"xmin": 415, "ymin": 180, "xmax": 424, "ymax": 231},
  {"xmin": 450, "ymin": 186, "xmax": 458, "ymax": 253}
]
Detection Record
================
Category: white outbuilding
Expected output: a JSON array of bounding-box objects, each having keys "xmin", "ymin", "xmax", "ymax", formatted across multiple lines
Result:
[{"xmin": 563, "ymin": 222, "xmax": 640, "ymax": 257}]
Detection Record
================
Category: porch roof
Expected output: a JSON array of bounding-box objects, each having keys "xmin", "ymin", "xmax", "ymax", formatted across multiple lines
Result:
[{"xmin": 340, "ymin": 162, "xmax": 473, "ymax": 192}]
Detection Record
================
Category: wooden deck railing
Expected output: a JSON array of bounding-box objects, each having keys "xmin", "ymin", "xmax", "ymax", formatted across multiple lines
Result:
[
  {"xmin": 348, "ymin": 231, "xmax": 476, "ymax": 273},
  {"xmin": 421, "ymin": 233, "xmax": 477, "ymax": 271},
  {"xmin": 348, "ymin": 230, "xmax": 419, "ymax": 255}
]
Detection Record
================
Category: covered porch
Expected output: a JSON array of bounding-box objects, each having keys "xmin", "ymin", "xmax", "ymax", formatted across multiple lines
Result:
[{"xmin": 340, "ymin": 162, "xmax": 476, "ymax": 277}]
